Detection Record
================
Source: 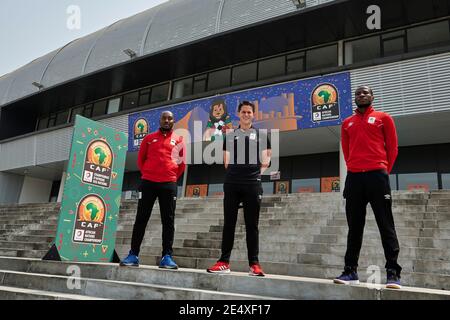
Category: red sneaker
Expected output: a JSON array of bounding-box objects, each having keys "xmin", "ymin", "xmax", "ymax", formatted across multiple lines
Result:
[
  {"xmin": 249, "ymin": 263, "xmax": 265, "ymax": 277},
  {"xmin": 207, "ymin": 261, "xmax": 230, "ymax": 274}
]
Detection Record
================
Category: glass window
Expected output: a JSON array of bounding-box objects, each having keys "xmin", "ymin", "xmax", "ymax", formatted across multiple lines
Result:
[
  {"xmin": 151, "ymin": 83, "xmax": 169, "ymax": 103},
  {"xmin": 261, "ymin": 182, "xmax": 274, "ymax": 195},
  {"xmin": 344, "ymin": 36, "xmax": 381, "ymax": 64},
  {"xmin": 232, "ymin": 62, "xmax": 257, "ymax": 86},
  {"xmin": 208, "ymin": 69, "xmax": 231, "ymax": 90},
  {"xmin": 258, "ymin": 56, "xmax": 285, "ymax": 80},
  {"xmin": 122, "ymin": 91, "xmax": 139, "ymax": 110},
  {"xmin": 383, "ymin": 30, "xmax": 405, "ymax": 38},
  {"xmin": 139, "ymin": 89, "xmax": 150, "ymax": 106},
  {"xmin": 286, "ymin": 52, "xmax": 305, "ymax": 74},
  {"xmin": 92, "ymin": 101, "xmax": 107, "ymax": 117},
  {"xmin": 382, "ymin": 31, "xmax": 406, "ymax": 56},
  {"xmin": 306, "ymin": 45, "xmax": 338, "ymax": 71},
  {"xmin": 177, "ymin": 186, "xmax": 183, "ymax": 198},
  {"xmin": 291, "ymin": 178, "xmax": 321, "ymax": 193},
  {"xmin": 107, "ymin": 98, "xmax": 121, "ymax": 114},
  {"xmin": 47, "ymin": 115, "xmax": 56, "ymax": 127},
  {"xmin": 83, "ymin": 104, "xmax": 93, "ymax": 118},
  {"xmin": 442, "ymin": 173, "xmax": 450, "ymax": 189},
  {"xmin": 383, "ymin": 37, "xmax": 405, "ymax": 56},
  {"xmin": 398, "ymin": 173, "xmax": 438, "ymax": 192},
  {"xmin": 193, "ymin": 75, "xmax": 207, "ymax": 95},
  {"xmin": 37, "ymin": 117, "xmax": 49, "ymax": 130},
  {"xmin": 70, "ymin": 106, "xmax": 84, "ymax": 122},
  {"xmin": 172, "ymin": 78, "xmax": 193, "ymax": 99},
  {"xmin": 208, "ymin": 184, "xmax": 224, "ymax": 196},
  {"xmin": 408, "ymin": 21, "xmax": 450, "ymax": 51},
  {"xmin": 55, "ymin": 110, "xmax": 69, "ymax": 126}
]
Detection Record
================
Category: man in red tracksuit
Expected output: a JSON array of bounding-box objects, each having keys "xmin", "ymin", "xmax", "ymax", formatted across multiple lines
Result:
[
  {"xmin": 120, "ymin": 111, "xmax": 185, "ymax": 269},
  {"xmin": 334, "ymin": 86, "xmax": 402, "ymax": 289}
]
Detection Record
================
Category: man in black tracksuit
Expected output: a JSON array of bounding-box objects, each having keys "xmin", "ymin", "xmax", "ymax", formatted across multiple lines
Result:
[
  {"xmin": 334, "ymin": 86, "xmax": 402, "ymax": 289},
  {"xmin": 207, "ymin": 101, "xmax": 271, "ymax": 276}
]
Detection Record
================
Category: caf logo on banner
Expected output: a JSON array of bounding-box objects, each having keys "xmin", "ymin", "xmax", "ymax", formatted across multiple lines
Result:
[
  {"xmin": 73, "ymin": 195, "xmax": 106, "ymax": 244},
  {"xmin": 311, "ymin": 84, "xmax": 340, "ymax": 122},
  {"xmin": 82, "ymin": 139, "xmax": 113, "ymax": 188},
  {"xmin": 133, "ymin": 118, "xmax": 149, "ymax": 148}
]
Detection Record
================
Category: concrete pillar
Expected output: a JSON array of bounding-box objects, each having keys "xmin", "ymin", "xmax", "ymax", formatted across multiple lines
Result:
[
  {"xmin": 338, "ymin": 40, "xmax": 345, "ymax": 66},
  {"xmin": 181, "ymin": 164, "xmax": 189, "ymax": 198},
  {"xmin": 57, "ymin": 172, "xmax": 67, "ymax": 203},
  {"xmin": 339, "ymin": 142, "xmax": 347, "ymax": 194},
  {"xmin": 19, "ymin": 176, "xmax": 53, "ymax": 204},
  {"xmin": 344, "ymin": 41, "xmax": 353, "ymax": 65},
  {"xmin": 57, "ymin": 162, "xmax": 68, "ymax": 203}
]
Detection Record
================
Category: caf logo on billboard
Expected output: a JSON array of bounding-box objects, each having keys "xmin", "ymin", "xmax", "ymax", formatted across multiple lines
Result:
[
  {"xmin": 311, "ymin": 84, "xmax": 340, "ymax": 122},
  {"xmin": 73, "ymin": 195, "xmax": 106, "ymax": 244},
  {"xmin": 133, "ymin": 118, "xmax": 149, "ymax": 148},
  {"xmin": 82, "ymin": 139, "xmax": 113, "ymax": 188}
]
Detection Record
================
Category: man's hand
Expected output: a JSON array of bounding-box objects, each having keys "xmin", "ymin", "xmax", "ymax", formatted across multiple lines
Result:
[{"xmin": 261, "ymin": 149, "xmax": 271, "ymax": 174}]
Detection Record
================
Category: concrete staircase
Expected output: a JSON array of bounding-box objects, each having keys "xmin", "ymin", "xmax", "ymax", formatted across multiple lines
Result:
[
  {"xmin": 1, "ymin": 256, "xmax": 449, "ymax": 300},
  {"xmin": 1, "ymin": 191, "xmax": 450, "ymax": 299}
]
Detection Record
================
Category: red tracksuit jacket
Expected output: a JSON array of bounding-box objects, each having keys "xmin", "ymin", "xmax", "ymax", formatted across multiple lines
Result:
[
  {"xmin": 137, "ymin": 129, "xmax": 186, "ymax": 183},
  {"xmin": 341, "ymin": 106, "xmax": 398, "ymax": 173}
]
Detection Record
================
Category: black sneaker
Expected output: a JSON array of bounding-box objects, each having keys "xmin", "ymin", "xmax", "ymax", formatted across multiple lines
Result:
[
  {"xmin": 333, "ymin": 266, "xmax": 359, "ymax": 285},
  {"xmin": 386, "ymin": 269, "xmax": 401, "ymax": 289}
]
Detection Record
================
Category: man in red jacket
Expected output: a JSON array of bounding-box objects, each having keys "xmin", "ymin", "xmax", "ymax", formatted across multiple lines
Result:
[
  {"xmin": 120, "ymin": 111, "xmax": 185, "ymax": 269},
  {"xmin": 334, "ymin": 86, "xmax": 402, "ymax": 289}
]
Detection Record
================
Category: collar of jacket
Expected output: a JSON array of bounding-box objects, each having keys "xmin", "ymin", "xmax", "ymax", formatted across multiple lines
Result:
[{"xmin": 355, "ymin": 105, "xmax": 374, "ymax": 117}]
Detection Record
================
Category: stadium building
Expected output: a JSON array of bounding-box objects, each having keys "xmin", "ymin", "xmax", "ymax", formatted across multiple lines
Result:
[{"xmin": 1, "ymin": 0, "xmax": 450, "ymax": 204}]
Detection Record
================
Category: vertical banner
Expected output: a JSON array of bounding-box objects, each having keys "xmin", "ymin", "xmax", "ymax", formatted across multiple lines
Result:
[{"xmin": 49, "ymin": 115, "xmax": 127, "ymax": 262}]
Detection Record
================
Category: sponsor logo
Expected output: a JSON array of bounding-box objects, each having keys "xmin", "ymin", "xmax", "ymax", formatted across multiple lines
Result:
[
  {"xmin": 311, "ymin": 84, "xmax": 340, "ymax": 123},
  {"xmin": 133, "ymin": 118, "xmax": 149, "ymax": 148},
  {"xmin": 73, "ymin": 195, "xmax": 106, "ymax": 245},
  {"xmin": 82, "ymin": 139, "xmax": 113, "ymax": 188}
]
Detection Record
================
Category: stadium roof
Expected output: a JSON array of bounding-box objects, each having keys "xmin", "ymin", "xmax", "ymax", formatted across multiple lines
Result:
[{"xmin": 0, "ymin": 0, "xmax": 318, "ymax": 106}]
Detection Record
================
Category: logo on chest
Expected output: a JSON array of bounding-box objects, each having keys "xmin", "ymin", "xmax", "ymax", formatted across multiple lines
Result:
[{"xmin": 368, "ymin": 117, "xmax": 376, "ymax": 124}]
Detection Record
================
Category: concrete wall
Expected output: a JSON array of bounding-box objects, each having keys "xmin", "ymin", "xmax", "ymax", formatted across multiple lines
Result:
[
  {"xmin": 0, "ymin": 172, "xmax": 24, "ymax": 204},
  {"xmin": 18, "ymin": 176, "xmax": 52, "ymax": 204}
]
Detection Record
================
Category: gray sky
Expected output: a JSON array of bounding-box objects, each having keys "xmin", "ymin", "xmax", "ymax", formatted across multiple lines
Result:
[{"xmin": 0, "ymin": 0, "xmax": 168, "ymax": 77}]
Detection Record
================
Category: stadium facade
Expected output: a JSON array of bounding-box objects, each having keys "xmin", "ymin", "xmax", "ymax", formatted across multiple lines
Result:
[{"xmin": 0, "ymin": 0, "xmax": 450, "ymax": 204}]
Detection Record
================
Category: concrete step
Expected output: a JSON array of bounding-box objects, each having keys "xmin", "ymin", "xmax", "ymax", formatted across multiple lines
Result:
[
  {"xmin": 2, "ymin": 235, "xmax": 55, "ymax": 243},
  {"xmin": 0, "ymin": 267, "xmax": 278, "ymax": 300},
  {"xmin": 0, "ymin": 229, "xmax": 56, "ymax": 236},
  {"xmin": 209, "ymin": 225, "xmax": 322, "ymax": 234},
  {"xmin": 0, "ymin": 285, "xmax": 109, "ymax": 300},
  {"xmin": 1, "ymin": 257, "xmax": 449, "ymax": 300},
  {"xmin": 305, "ymin": 243, "xmax": 450, "ymax": 258},
  {"xmin": 115, "ymin": 225, "xmax": 212, "ymax": 238},
  {"xmin": 318, "ymin": 226, "xmax": 450, "ymax": 238},
  {"xmin": 0, "ymin": 223, "xmax": 58, "ymax": 230},
  {"xmin": 129, "ymin": 241, "xmax": 450, "ymax": 267},
  {"xmin": 0, "ymin": 213, "xmax": 60, "ymax": 220},
  {"xmin": 135, "ymin": 254, "xmax": 450, "ymax": 291},
  {"xmin": 297, "ymin": 252, "xmax": 450, "ymax": 274},
  {"xmin": 0, "ymin": 248, "xmax": 48, "ymax": 258},
  {"xmin": 326, "ymin": 218, "xmax": 442, "ymax": 228},
  {"xmin": 0, "ymin": 241, "xmax": 51, "ymax": 251},
  {"xmin": 114, "ymin": 231, "xmax": 200, "ymax": 245},
  {"xmin": 312, "ymin": 234, "xmax": 444, "ymax": 247}
]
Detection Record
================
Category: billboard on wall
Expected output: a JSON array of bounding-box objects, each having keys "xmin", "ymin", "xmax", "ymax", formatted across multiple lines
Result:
[
  {"xmin": 44, "ymin": 115, "xmax": 128, "ymax": 262},
  {"xmin": 128, "ymin": 72, "xmax": 352, "ymax": 151}
]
